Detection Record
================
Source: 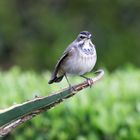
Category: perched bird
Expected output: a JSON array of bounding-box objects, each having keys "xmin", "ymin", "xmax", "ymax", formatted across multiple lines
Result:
[{"xmin": 48, "ymin": 31, "xmax": 97, "ymax": 88}]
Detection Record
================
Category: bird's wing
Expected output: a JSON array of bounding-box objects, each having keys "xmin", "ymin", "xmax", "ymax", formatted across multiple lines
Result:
[{"xmin": 50, "ymin": 44, "xmax": 75, "ymax": 81}]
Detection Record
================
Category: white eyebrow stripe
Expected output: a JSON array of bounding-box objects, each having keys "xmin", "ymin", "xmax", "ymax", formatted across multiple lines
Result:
[{"xmin": 80, "ymin": 34, "xmax": 87, "ymax": 37}]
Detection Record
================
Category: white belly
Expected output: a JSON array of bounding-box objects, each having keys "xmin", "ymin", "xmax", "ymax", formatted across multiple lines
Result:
[{"xmin": 62, "ymin": 48, "xmax": 97, "ymax": 75}]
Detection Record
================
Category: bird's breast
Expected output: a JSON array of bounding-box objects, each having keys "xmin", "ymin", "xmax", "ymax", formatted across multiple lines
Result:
[{"xmin": 62, "ymin": 45, "xmax": 97, "ymax": 75}]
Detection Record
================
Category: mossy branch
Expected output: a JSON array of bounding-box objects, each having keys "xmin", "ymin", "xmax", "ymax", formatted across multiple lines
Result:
[{"xmin": 0, "ymin": 69, "xmax": 104, "ymax": 137}]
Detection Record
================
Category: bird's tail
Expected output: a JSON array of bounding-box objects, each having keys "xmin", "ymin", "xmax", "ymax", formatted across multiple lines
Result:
[{"xmin": 48, "ymin": 75, "xmax": 64, "ymax": 84}]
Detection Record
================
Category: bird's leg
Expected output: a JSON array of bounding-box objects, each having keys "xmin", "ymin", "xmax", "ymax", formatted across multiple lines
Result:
[
  {"xmin": 64, "ymin": 74, "xmax": 75, "ymax": 91},
  {"xmin": 80, "ymin": 75, "xmax": 93, "ymax": 88}
]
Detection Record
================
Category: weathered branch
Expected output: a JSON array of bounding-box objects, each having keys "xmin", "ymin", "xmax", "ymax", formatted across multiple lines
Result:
[{"xmin": 0, "ymin": 69, "xmax": 104, "ymax": 137}]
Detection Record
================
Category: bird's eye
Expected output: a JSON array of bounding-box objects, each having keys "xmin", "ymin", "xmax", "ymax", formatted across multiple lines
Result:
[{"xmin": 80, "ymin": 36, "xmax": 85, "ymax": 39}]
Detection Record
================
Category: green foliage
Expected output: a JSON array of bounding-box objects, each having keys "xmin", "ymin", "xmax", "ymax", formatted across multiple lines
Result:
[
  {"xmin": 0, "ymin": 66, "xmax": 140, "ymax": 140},
  {"xmin": 0, "ymin": 0, "xmax": 139, "ymax": 71}
]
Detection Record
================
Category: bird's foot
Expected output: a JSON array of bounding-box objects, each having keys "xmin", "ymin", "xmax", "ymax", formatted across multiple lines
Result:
[
  {"xmin": 86, "ymin": 78, "xmax": 93, "ymax": 88},
  {"xmin": 69, "ymin": 85, "xmax": 76, "ymax": 92},
  {"xmin": 80, "ymin": 75, "xmax": 93, "ymax": 88}
]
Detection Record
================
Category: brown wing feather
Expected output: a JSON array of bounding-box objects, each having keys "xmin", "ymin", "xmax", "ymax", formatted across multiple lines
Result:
[{"xmin": 48, "ymin": 47, "xmax": 74, "ymax": 84}]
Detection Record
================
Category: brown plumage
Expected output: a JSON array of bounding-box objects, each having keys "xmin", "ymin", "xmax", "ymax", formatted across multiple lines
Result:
[{"xmin": 48, "ymin": 47, "xmax": 74, "ymax": 84}]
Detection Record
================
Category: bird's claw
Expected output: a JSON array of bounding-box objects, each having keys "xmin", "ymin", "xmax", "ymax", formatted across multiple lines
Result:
[
  {"xmin": 86, "ymin": 78, "xmax": 93, "ymax": 88},
  {"xmin": 69, "ymin": 85, "xmax": 76, "ymax": 92}
]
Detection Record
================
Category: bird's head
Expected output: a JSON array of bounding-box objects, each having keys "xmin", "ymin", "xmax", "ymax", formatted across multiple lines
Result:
[{"xmin": 77, "ymin": 31, "xmax": 92, "ymax": 42}]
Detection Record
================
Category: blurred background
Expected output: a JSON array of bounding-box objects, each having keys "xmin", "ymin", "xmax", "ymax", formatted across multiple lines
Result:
[
  {"xmin": 0, "ymin": 0, "xmax": 140, "ymax": 71},
  {"xmin": 0, "ymin": 0, "xmax": 140, "ymax": 140}
]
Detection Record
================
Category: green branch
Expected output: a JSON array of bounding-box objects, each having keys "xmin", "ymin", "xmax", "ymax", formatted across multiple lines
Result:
[{"xmin": 0, "ymin": 69, "xmax": 104, "ymax": 137}]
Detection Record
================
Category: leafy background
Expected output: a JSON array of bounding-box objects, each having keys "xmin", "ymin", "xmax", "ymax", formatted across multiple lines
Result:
[
  {"xmin": 0, "ymin": 0, "xmax": 140, "ymax": 71},
  {"xmin": 0, "ymin": 0, "xmax": 140, "ymax": 140}
]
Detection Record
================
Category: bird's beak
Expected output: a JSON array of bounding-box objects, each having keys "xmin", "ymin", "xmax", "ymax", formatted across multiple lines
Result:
[{"xmin": 87, "ymin": 34, "xmax": 92, "ymax": 39}]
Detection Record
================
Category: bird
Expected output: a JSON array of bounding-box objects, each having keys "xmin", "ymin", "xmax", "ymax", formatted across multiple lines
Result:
[{"xmin": 48, "ymin": 31, "xmax": 97, "ymax": 89}]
